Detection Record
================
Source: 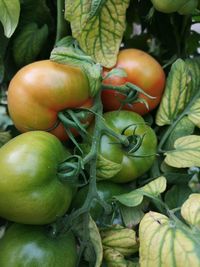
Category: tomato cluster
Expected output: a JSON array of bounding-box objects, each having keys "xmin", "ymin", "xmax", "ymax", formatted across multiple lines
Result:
[{"xmin": 0, "ymin": 49, "xmax": 165, "ymax": 266}]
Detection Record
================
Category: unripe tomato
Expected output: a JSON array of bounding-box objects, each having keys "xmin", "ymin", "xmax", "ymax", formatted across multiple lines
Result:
[
  {"xmin": 0, "ymin": 131, "xmax": 73, "ymax": 224},
  {"xmin": 0, "ymin": 224, "xmax": 77, "ymax": 267},
  {"xmin": 7, "ymin": 60, "xmax": 92, "ymax": 141},
  {"xmin": 102, "ymin": 49, "xmax": 165, "ymax": 116}
]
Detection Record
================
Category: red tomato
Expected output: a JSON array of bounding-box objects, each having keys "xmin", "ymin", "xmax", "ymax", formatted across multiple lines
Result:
[{"xmin": 102, "ymin": 49, "xmax": 166, "ymax": 115}]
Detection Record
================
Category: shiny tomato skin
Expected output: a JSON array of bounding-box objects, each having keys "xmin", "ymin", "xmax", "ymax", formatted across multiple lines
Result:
[
  {"xmin": 0, "ymin": 224, "xmax": 77, "ymax": 267},
  {"xmin": 102, "ymin": 49, "xmax": 166, "ymax": 115},
  {"xmin": 0, "ymin": 131, "xmax": 73, "ymax": 225},
  {"xmin": 98, "ymin": 111, "xmax": 157, "ymax": 183},
  {"xmin": 7, "ymin": 60, "xmax": 91, "ymax": 140}
]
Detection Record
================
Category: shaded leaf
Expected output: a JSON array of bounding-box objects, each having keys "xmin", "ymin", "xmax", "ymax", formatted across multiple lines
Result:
[
  {"xmin": 65, "ymin": 0, "xmax": 130, "ymax": 67},
  {"xmin": 164, "ymin": 117, "xmax": 195, "ymax": 150},
  {"xmin": 0, "ymin": 0, "xmax": 20, "ymax": 37},
  {"xmin": 139, "ymin": 211, "xmax": 200, "ymax": 267},
  {"xmin": 181, "ymin": 194, "xmax": 200, "ymax": 228},
  {"xmin": 165, "ymin": 135, "xmax": 200, "ymax": 168},
  {"xmin": 88, "ymin": 216, "xmax": 103, "ymax": 267},
  {"xmin": 13, "ymin": 23, "xmax": 48, "ymax": 66},
  {"xmin": 120, "ymin": 204, "xmax": 145, "ymax": 227},
  {"xmin": 165, "ymin": 185, "xmax": 192, "ymax": 209}
]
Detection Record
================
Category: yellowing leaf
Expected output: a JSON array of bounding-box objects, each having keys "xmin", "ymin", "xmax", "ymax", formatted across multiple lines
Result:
[
  {"xmin": 89, "ymin": 216, "xmax": 103, "ymax": 267},
  {"xmin": 97, "ymin": 154, "xmax": 122, "ymax": 180},
  {"xmin": 0, "ymin": 0, "xmax": 20, "ymax": 37},
  {"xmin": 156, "ymin": 59, "xmax": 191, "ymax": 126},
  {"xmin": 165, "ymin": 135, "xmax": 200, "ymax": 168},
  {"xmin": 114, "ymin": 177, "xmax": 166, "ymax": 207},
  {"xmin": 65, "ymin": 0, "xmax": 130, "ymax": 67},
  {"xmin": 140, "ymin": 176, "xmax": 167, "ymax": 196},
  {"xmin": 139, "ymin": 211, "xmax": 200, "ymax": 267},
  {"xmin": 188, "ymin": 98, "xmax": 200, "ymax": 128},
  {"xmin": 181, "ymin": 194, "xmax": 200, "ymax": 227}
]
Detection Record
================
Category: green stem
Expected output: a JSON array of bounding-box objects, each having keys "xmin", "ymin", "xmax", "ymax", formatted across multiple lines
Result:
[{"xmin": 55, "ymin": 0, "xmax": 69, "ymax": 43}]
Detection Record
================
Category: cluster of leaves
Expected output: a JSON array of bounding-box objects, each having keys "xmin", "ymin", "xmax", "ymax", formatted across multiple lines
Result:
[{"xmin": 1, "ymin": 0, "xmax": 200, "ymax": 267}]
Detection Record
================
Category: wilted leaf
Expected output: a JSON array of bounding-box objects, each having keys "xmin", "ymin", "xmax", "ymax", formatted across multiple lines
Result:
[
  {"xmin": 13, "ymin": 23, "xmax": 48, "ymax": 66},
  {"xmin": 139, "ymin": 211, "xmax": 200, "ymax": 267},
  {"xmin": 181, "ymin": 194, "xmax": 200, "ymax": 227},
  {"xmin": 0, "ymin": 0, "xmax": 20, "ymax": 37},
  {"xmin": 88, "ymin": 216, "xmax": 103, "ymax": 267},
  {"xmin": 97, "ymin": 154, "xmax": 122, "ymax": 180},
  {"xmin": 165, "ymin": 135, "xmax": 200, "ymax": 168},
  {"xmin": 65, "ymin": 0, "xmax": 130, "ymax": 67},
  {"xmin": 114, "ymin": 177, "xmax": 166, "ymax": 207}
]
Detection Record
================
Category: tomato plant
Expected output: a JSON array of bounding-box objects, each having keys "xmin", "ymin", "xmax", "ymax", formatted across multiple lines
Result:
[
  {"xmin": 0, "ymin": 131, "xmax": 74, "ymax": 224},
  {"xmin": 0, "ymin": 223, "xmax": 77, "ymax": 267},
  {"xmin": 102, "ymin": 49, "xmax": 166, "ymax": 115},
  {"xmin": 72, "ymin": 181, "xmax": 128, "ymax": 220},
  {"xmin": 7, "ymin": 60, "xmax": 92, "ymax": 141},
  {"xmin": 86, "ymin": 110, "xmax": 157, "ymax": 183}
]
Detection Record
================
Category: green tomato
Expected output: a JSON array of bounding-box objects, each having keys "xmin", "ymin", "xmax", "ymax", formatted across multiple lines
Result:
[
  {"xmin": 98, "ymin": 111, "xmax": 157, "ymax": 183},
  {"xmin": 0, "ymin": 131, "xmax": 73, "ymax": 225},
  {"xmin": 72, "ymin": 181, "xmax": 128, "ymax": 220},
  {"xmin": 0, "ymin": 223, "xmax": 77, "ymax": 267},
  {"xmin": 151, "ymin": 0, "xmax": 198, "ymax": 14}
]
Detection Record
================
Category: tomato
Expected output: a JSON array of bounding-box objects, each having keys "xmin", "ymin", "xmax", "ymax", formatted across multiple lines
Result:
[
  {"xmin": 150, "ymin": 0, "xmax": 198, "ymax": 14},
  {"xmin": 0, "ymin": 223, "xmax": 77, "ymax": 267},
  {"xmin": 102, "ymin": 49, "xmax": 165, "ymax": 116},
  {"xmin": 71, "ymin": 181, "xmax": 128, "ymax": 220},
  {"xmin": 7, "ymin": 60, "xmax": 92, "ymax": 141},
  {"xmin": 0, "ymin": 131, "xmax": 73, "ymax": 224},
  {"xmin": 91, "ymin": 111, "xmax": 157, "ymax": 183}
]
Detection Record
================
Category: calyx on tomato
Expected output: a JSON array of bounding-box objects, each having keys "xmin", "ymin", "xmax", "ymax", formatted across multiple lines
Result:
[
  {"xmin": 0, "ymin": 131, "xmax": 74, "ymax": 225},
  {"xmin": 86, "ymin": 110, "xmax": 157, "ymax": 183},
  {"xmin": 102, "ymin": 49, "xmax": 166, "ymax": 116},
  {"xmin": 7, "ymin": 60, "xmax": 93, "ymax": 141},
  {"xmin": 0, "ymin": 223, "xmax": 77, "ymax": 267},
  {"xmin": 151, "ymin": 0, "xmax": 198, "ymax": 14}
]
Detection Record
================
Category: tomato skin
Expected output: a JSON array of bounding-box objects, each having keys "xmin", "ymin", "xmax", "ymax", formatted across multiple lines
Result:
[
  {"xmin": 98, "ymin": 111, "xmax": 157, "ymax": 183},
  {"xmin": 7, "ymin": 60, "xmax": 91, "ymax": 140},
  {"xmin": 72, "ymin": 181, "xmax": 128, "ymax": 220},
  {"xmin": 0, "ymin": 131, "xmax": 73, "ymax": 225},
  {"xmin": 150, "ymin": 0, "xmax": 198, "ymax": 14},
  {"xmin": 0, "ymin": 224, "xmax": 77, "ymax": 267},
  {"xmin": 102, "ymin": 49, "xmax": 165, "ymax": 115}
]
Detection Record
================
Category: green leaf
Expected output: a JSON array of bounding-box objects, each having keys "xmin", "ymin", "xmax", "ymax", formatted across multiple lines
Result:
[
  {"xmin": 165, "ymin": 135, "xmax": 200, "ymax": 168},
  {"xmin": 88, "ymin": 216, "xmax": 103, "ymax": 267},
  {"xmin": 188, "ymin": 98, "xmax": 200, "ymax": 128},
  {"xmin": 0, "ymin": 0, "xmax": 20, "ymax": 37},
  {"xmin": 13, "ymin": 23, "xmax": 48, "ymax": 66},
  {"xmin": 165, "ymin": 185, "xmax": 192, "ymax": 209},
  {"xmin": 156, "ymin": 59, "xmax": 191, "ymax": 126},
  {"xmin": 120, "ymin": 204, "xmax": 145, "ymax": 227},
  {"xmin": 50, "ymin": 37, "xmax": 102, "ymax": 97},
  {"xmin": 114, "ymin": 177, "xmax": 167, "ymax": 207},
  {"xmin": 0, "ymin": 57, "xmax": 4, "ymax": 83},
  {"xmin": 65, "ymin": 0, "xmax": 130, "ymax": 67},
  {"xmin": 181, "ymin": 194, "xmax": 200, "ymax": 227},
  {"xmin": 139, "ymin": 212, "xmax": 200, "ymax": 267},
  {"xmin": 96, "ymin": 154, "xmax": 122, "ymax": 180},
  {"xmin": 164, "ymin": 117, "xmax": 195, "ymax": 150}
]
